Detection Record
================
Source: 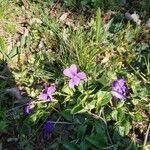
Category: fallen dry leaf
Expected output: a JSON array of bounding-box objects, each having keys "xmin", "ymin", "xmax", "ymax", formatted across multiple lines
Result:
[
  {"xmin": 59, "ymin": 12, "xmax": 70, "ymax": 22},
  {"xmin": 125, "ymin": 12, "xmax": 141, "ymax": 25},
  {"xmin": 59, "ymin": 12, "xmax": 75, "ymax": 28},
  {"xmin": 102, "ymin": 10, "xmax": 116, "ymax": 23},
  {"xmin": 30, "ymin": 18, "xmax": 42, "ymax": 25}
]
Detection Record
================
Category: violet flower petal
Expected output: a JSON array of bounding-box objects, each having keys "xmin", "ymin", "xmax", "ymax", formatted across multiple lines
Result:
[
  {"xmin": 63, "ymin": 64, "xmax": 78, "ymax": 78},
  {"xmin": 43, "ymin": 120, "xmax": 54, "ymax": 139},
  {"xmin": 69, "ymin": 76, "xmax": 80, "ymax": 88},
  {"xmin": 47, "ymin": 95, "xmax": 53, "ymax": 101},
  {"xmin": 118, "ymin": 79, "xmax": 126, "ymax": 87},
  {"xmin": 112, "ymin": 81, "xmax": 120, "ymax": 90},
  {"xmin": 70, "ymin": 64, "xmax": 77, "ymax": 75},
  {"xmin": 47, "ymin": 86, "xmax": 56, "ymax": 95},
  {"xmin": 121, "ymin": 86, "xmax": 128, "ymax": 93},
  {"xmin": 39, "ymin": 93, "xmax": 48, "ymax": 100},
  {"xmin": 23, "ymin": 102, "xmax": 34, "ymax": 114},
  {"xmin": 69, "ymin": 79, "xmax": 75, "ymax": 88},
  {"xmin": 69, "ymin": 76, "xmax": 81, "ymax": 88},
  {"xmin": 44, "ymin": 84, "xmax": 48, "ymax": 92},
  {"xmin": 63, "ymin": 68, "xmax": 75, "ymax": 78},
  {"xmin": 72, "ymin": 76, "xmax": 80, "ymax": 86},
  {"xmin": 77, "ymin": 72, "xmax": 86, "ymax": 80},
  {"xmin": 112, "ymin": 91, "xmax": 126, "ymax": 100},
  {"xmin": 23, "ymin": 105, "xmax": 30, "ymax": 114}
]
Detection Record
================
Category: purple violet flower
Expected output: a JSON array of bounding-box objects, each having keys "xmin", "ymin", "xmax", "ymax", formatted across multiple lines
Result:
[
  {"xmin": 43, "ymin": 120, "xmax": 54, "ymax": 139},
  {"xmin": 111, "ymin": 79, "xmax": 128, "ymax": 100},
  {"xmin": 39, "ymin": 84, "xmax": 56, "ymax": 101},
  {"xmin": 23, "ymin": 102, "xmax": 34, "ymax": 114},
  {"xmin": 63, "ymin": 64, "xmax": 86, "ymax": 88}
]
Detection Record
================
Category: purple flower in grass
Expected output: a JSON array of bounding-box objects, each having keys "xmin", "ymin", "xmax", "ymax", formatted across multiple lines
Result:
[
  {"xmin": 111, "ymin": 79, "xmax": 128, "ymax": 100},
  {"xmin": 39, "ymin": 84, "xmax": 56, "ymax": 101},
  {"xmin": 23, "ymin": 102, "xmax": 34, "ymax": 115},
  {"xmin": 63, "ymin": 64, "xmax": 86, "ymax": 88},
  {"xmin": 43, "ymin": 120, "xmax": 54, "ymax": 139}
]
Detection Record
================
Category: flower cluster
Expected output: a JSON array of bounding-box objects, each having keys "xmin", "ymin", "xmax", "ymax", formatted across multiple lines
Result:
[
  {"xmin": 23, "ymin": 64, "xmax": 129, "ymax": 139},
  {"xmin": 111, "ymin": 79, "xmax": 128, "ymax": 100},
  {"xmin": 22, "ymin": 64, "xmax": 87, "ymax": 138}
]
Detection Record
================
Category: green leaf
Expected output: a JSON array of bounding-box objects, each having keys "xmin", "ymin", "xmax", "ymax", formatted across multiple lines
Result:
[
  {"xmin": 28, "ymin": 114, "xmax": 37, "ymax": 124},
  {"xmin": 112, "ymin": 128, "xmax": 122, "ymax": 142},
  {"xmin": 78, "ymin": 82, "xmax": 84, "ymax": 93},
  {"xmin": 118, "ymin": 126, "xmax": 125, "ymax": 137},
  {"xmin": 124, "ymin": 119, "xmax": 132, "ymax": 135},
  {"xmin": 0, "ymin": 36, "xmax": 10, "ymax": 61},
  {"xmin": 96, "ymin": 91, "xmax": 111, "ymax": 108},
  {"xmin": 8, "ymin": 47, "xmax": 18, "ymax": 59},
  {"xmin": 77, "ymin": 125, "xmax": 87, "ymax": 139},
  {"xmin": 62, "ymin": 85, "xmax": 73, "ymax": 95},
  {"xmin": 117, "ymin": 109, "xmax": 125, "ymax": 123},
  {"xmin": 96, "ymin": 8, "xmax": 101, "ymax": 43},
  {"xmin": 94, "ymin": 121, "xmax": 106, "ymax": 134},
  {"xmin": 117, "ymin": 101, "xmax": 125, "ymax": 108},
  {"xmin": 125, "ymin": 141, "xmax": 138, "ymax": 150},
  {"xmin": 60, "ymin": 109, "xmax": 73, "ymax": 122},
  {"xmin": 71, "ymin": 103, "xmax": 86, "ymax": 114},
  {"xmin": 133, "ymin": 112, "xmax": 143, "ymax": 121},
  {"xmin": 0, "ymin": 121, "xmax": 7, "ymax": 132},
  {"xmin": 131, "ymin": 99, "xmax": 139, "ymax": 105},
  {"xmin": 79, "ymin": 140, "xmax": 90, "ymax": 150},
  {"xmin": 111, "ymin": 110, "xmax": 118, "ymax": 121},
  {"xmin": 63, "ymin": 142, "xmax": 78, "ymax": 150},
  {"xmin": 86, "ymin": 133, "xmax": 107, "ymax": 148},
  {"xmin": 0, "ymin": 36, "xmax": 7, "ymax": 50},
  {"xmin": 20, "ymin": 36, "xmax": 26, "ymax": 47},
  {"xmin": 87, "ymin": 100, "xmax": 96, "ymax": 110}
]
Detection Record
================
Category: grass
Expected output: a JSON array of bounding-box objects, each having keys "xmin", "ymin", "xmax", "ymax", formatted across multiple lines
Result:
[{"xmin": 0, "ymin": 0, "xmax": 150, "ymax": 149}]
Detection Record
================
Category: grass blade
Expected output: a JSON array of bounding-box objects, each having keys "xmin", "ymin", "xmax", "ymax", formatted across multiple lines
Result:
[{"xmin": 96, "ymin": 8, "xmax": 101, "ymax": 44}]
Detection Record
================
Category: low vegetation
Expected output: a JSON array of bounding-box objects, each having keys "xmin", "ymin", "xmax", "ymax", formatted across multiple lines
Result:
[{"xmin": 0, "ymin": 0, "xmax": 149, "ymax": 149}]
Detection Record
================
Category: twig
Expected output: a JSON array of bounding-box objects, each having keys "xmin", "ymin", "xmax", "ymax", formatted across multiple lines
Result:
[
  {"xmin": 88, "ymin": 110, "xmax": 113, "ymax": 146},
  {"xmin": 50, "ymin": 0, "xmax": 60, "ymax": 13},
  {"xmin": 101, "ymin": 109, "xmax": 113, "ymax": 145},
  {"xmin": 143, "ymin": 124, "xmax": 150, "ymax": 149},
  {"xmin": 87, "ymin": 110, "xmax": 105, "ymax": 123},
  {"xmin": 53, "ymin": 121, "xmax": 74, "ymax": 125}
]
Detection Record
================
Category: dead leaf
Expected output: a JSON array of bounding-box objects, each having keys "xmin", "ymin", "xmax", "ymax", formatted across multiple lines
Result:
[
  {"xmin": 102, "ymin": 10, "xmax": 115, "ymax": 23},
  {"xmin": 17, "ymin": 27, "xmax": 25, "ymax": 35},
  {"xmin": 38, "ymin": 40, "xmax": 44, "ymax": 49},
  {"xmin": 59, "ymin": 12, "xmax": 70, "ymax": 22},
  {"xmin": 146, "ymin": 19, "xmax": 150, "ymax": 27},
  {"xmin": 125, "ymin": 12, "xmax": 141, "ymax": 25},
  {"xmin": 59, "ymin": 12, "xmax": 75, "ymax": 28},
  {"xmin": 101, "ymin": 52, "xmax": 113, "ymax": 64},
  {"xmin": 17, "ymin": 27, "xmax": 28, "ymax": 36},
  {"xmin": 30, "ymin": 18, "xmax": 42, "ymax": 25}
]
